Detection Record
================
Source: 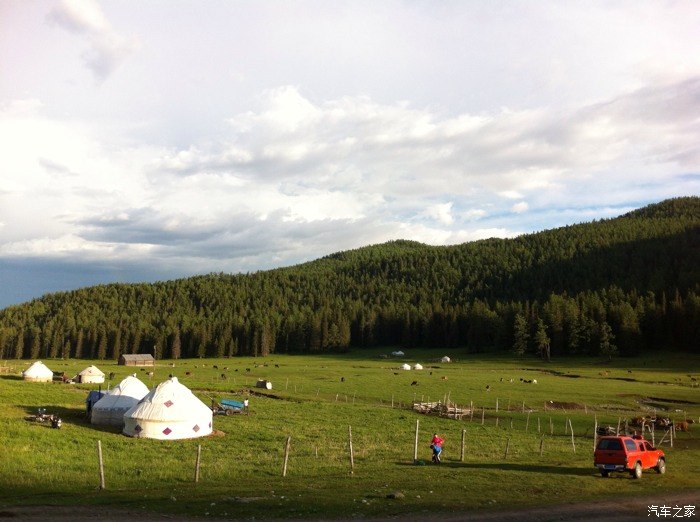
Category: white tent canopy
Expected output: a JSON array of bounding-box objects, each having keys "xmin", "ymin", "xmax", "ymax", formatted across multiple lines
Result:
[
  {"xmin": 23, "ymin": 361, "xmax": 53, "ymax": 382},
  {"xmin": 77, "ymin": 365, "xmax": 105, "ymax": 384},
  {"xmin": 123, "ymin": 377, "xmax": 213, "ymax": 440},
  {"xmin": 91, "ymin": 375, "xmax": 149, "ymax": 426}
]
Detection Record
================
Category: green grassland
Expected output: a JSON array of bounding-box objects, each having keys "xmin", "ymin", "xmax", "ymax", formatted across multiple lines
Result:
[{"xmin": 1, "ymin": 350, "xmax": 698, "ymax": 519}]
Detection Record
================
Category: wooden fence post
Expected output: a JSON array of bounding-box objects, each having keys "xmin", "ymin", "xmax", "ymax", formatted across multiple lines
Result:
[
  {"xmin": 481, "ymin": 407, "xmax": 485, "ymax": 425},
  {"xmin": 97, "ymin": 440, "xmax": 105, "ymax": 490},
  {"xmin": 496, "ymin": 398, "xmax": 499, "ymax": 412},
  {"xmin": 526, "ymin": 411, "xmax": 531, "ymax": 432},
  {"xmin": 470, "ymin": 401, "xmax": 474, "ymax": 422},
  {"xmin": 504, "ymin": 437, "xmax": 510, "ymax": 459},
  {"xmin": 414, "ymin": 419, "xmax": 420, "ymax": 462},
  {"xmin": 194, "ymin": 444, "xmax": 202, "ymax": 483},
  {"xmin": 460, "ymin": 429, "xmax": 466, "ymax": 461},
  {"xmin": 282, "ymin": 436, "xmax": 291, "ymax": 477},
  {"xmin": 593, "ymin": 417, "xmax": 598, "ymax": 453},
  {"xmin": 348, "ymin": 426, "xmax": 354, "ymax": 472},
  {"xmin": 569, "ymin": 419, "xmax": 576, "ymax": 453},
  {"xmin": 539, "ymin": 436, "xmax": 544, "ymax": 457}
]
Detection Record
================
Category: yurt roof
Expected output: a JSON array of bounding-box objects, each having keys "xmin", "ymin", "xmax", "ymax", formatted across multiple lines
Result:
[
  {"xmin": 401, "ymin": 363, "xmax": 411, "ymax": 370},
  {"xmin": 95, "ymin": 375, "xmax": 149, "ymax": 406},
  {"xmin": 23, "ymin": 361, "xmax": 53, "ymax": 378},
  {"xmin": 124, "ymin": 376, "xmax": 210, "ymax": 422},
  {"xmin": 78, "ymin": 365, "xmax": 105, "ymax": 377}
]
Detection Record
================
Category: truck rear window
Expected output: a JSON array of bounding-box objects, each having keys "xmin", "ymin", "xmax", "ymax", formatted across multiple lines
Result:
[{"xmin": 597, "ymin": 439, "xmax": 623, "ymax": 450}]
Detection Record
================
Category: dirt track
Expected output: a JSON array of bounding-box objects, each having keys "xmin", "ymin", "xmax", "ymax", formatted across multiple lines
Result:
[{"xmin": 1, "ymin": 491, "xmax": 698, "ymax": 521}]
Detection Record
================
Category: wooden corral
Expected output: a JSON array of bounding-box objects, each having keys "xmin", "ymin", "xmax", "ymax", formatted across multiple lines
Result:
[{"xmin": 412, "ymin": 401, "xmax": 468, "ymax": 419}]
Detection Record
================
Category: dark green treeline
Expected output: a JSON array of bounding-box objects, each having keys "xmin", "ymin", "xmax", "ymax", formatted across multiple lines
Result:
[{"xmin": 1, "ymin": 197, "xmax": 698, "ymax": 360}]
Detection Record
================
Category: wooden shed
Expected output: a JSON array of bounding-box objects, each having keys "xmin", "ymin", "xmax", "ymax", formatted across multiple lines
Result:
[{"xmin": 119, "ymin": 354, "xmax": 155, "ymax": 367}]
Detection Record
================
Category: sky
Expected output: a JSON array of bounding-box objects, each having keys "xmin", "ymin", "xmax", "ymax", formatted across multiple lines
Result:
[{"xmin": 1, "ymin": 0, "xmax": 699, "ymax": 309}]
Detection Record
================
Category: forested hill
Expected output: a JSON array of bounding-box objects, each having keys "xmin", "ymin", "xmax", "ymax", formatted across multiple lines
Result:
[{"xmin": 1, "ymin": 197, "xmax": 698, "ymax": 361}]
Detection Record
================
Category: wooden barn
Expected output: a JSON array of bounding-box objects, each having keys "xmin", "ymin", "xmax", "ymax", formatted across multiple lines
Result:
[{"xmin": 119, "ymin": 354, "xmax": 155, "ymax": 367}]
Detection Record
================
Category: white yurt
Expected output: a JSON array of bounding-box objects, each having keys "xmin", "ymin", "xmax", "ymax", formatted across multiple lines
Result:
[
  {"xmin": 22, "ymin": 361, "xmax": 54, "ymax": 382},
  {"xmin": 441, "ymin": 356, "xmax": 452, "ymax": 363},
  {"xmin": 123, "ymin": 376, "xmax": 212, "ymax": 440},
  {"xmin": 413, "ymin": 363, "xmax": 424, "ymax": 370},
  {"xmin": 91, "ymin": 375, "xmax": 150, "ymax": 426},
  {"xmin": 77, "ymin": 365, "xmax": 105, "ymax": 384},
  {"xmin": 401, "ymin": 363, "xmax": 411, "ymax": 370},
  {"xmin": 392, "ymin": 350, "xmax": 405, "ymax": 356}
]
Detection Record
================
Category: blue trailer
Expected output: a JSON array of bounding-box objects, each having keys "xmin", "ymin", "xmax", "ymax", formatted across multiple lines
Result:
[{"xmin": 212, "ymin": 398, "xmax": 245, "ymax": 415}]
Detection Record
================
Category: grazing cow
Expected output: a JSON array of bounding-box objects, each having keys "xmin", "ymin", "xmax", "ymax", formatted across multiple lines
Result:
[
  {"xmin": 235, "ymin": 369, "xmax": 239, "ymax": 372},
  {"xmin": 485, "ymin": 385, "xmax": 490, "ymax": 391},
  {"xmin": 393, "ymin": 372, "xmax": 399, "ymax": 375},
  {"xmin": 185, "ymin": 371, "xmax": 192, "ymax": 376},
  {"xmin": 675, "ymin": 421, "xmax": 690, "ymax": 432},
  {"xmin": 441, "ymin": 376, "xmax": 448, "ymax": 380},
  {"xmin": 246, "ymin": 368, "xmax": 251, "ymax": 372},
  {"xmin": 341, "ymin": 377, "xmax": 345, "ymax": 382},
  {"xmin": 411, "ymin": 381, "xmax": 418, "ymax": 386},
  {"xmin": 275, "ymin": 364, "xmax": 280, "ymax": 368},
  {"xmin": 220, "ymin": 373, "xmax": 227, "ymax": 380},
  {"xmin": 213, "ymin": 365, "xmax": 219, "ymax": 369},
  {"xmin": 146, "ymin": 372, "xmax": 154, "ymax": 377},
  {"xmin": 499, "ymin": 378, "xmax": 503, "ymax": 382},
  {"xmin": 532, "ymin": 379, "xmax": 538, "ymax": 384},
  {"xmin": 109, "ymin": 372, "xmax": 115, "ymax": 380}
]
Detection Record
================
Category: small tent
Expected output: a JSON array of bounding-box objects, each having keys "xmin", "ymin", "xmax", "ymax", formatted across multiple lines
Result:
[
  {"xmin": 401, "ymin": 363, "xmax": 411, "ymax": 370},
  {"xmin": 413, "ymin": 363, "xmax": 424, "ymax": 370},
  {"xmin": 91, "ymin": 375, "xmax": 149, "ymax": 426},
  {"xmin": 22, "ymin": 361, "xmax": 54, "ymax": 382},
  {"xmin": 441, "ymin": 356, "xmax": 451, "ymax": 363},
  {"xmin": 123, "ymin": 377, "xmax": 212, "ymax": 440},
  {"xmin": 77, "ymin": 365, "xmax": 105, "ymax": 384},
  {"xmin": 392, "ymin": 350, "xmax": 405, "ymax": 356}
]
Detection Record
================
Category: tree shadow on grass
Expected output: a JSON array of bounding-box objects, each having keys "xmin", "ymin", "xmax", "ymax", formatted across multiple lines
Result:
[
  {"xmin": 0, "ymin": 375, "xmax": 25, "ymax": 381},
  {"xmin": 20, "ymin": 405, "xmax": 122, "ymax": 434},
  {"xmin": 398, "ymin": 460, "xmax": 592, "ymax": 476}
]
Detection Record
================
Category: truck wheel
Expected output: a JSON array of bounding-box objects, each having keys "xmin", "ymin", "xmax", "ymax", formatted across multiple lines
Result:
[
  {"xmin": 225, "ymin": 408, "xmax": 233, "ymax": 416},
  {"xmin": 632, "ymin": 462, "xmax": 642, "ymax": 479},
  {"xmin": 655, "ymin": 458, "xmax": 666, "ymax": 474}
]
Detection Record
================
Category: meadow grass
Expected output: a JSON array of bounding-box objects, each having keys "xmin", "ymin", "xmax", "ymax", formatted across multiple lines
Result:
[{"xmin": 0, "ymin": 349, "xmax": 698, "ymax": 519}]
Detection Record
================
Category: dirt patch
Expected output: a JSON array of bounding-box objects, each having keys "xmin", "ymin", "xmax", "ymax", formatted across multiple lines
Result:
[{"xmin": 3, "ymin": 491, "xmax": 700, "ymax": 521}]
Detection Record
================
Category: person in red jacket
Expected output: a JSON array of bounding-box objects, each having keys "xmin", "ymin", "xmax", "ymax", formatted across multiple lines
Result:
[{"xmin": 430, "ymin": 433, "xmax": 444, "ymax": 463}]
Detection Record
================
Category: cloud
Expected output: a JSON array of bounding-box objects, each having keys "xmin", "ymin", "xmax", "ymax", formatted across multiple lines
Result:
[
  {"xmin": 1, "ymin": 75, "xmax": 698, "ymax": 307},
  {"xmin": 511, "ymin": 201, "xmax": 529, "ymax": 214},
  {"xmin": 47, "ymin": 0, "xmax": 138, "ymax": 81}
]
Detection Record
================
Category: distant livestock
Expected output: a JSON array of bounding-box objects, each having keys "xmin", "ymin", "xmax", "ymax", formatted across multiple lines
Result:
[{"xmin": 410, "ymin": 381, "xmax": 418, "ymax": 386}]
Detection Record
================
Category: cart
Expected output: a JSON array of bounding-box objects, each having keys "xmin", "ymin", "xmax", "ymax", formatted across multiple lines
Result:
[{"xmin": 212, "ymin": 398, "xmax": 245, "ymax": 415}]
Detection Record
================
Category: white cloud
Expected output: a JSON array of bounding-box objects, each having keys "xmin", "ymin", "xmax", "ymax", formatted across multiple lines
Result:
[
  {"xmin": 511, "ymin": 201, "xmax": 529, "ymax": 214},
  {"xmin": 47, "ymin": 0, "xmax": 138, "ymax": 81},
  {"xmin": 2, "ymin": 0, "xmax": 699, "ymax": 306}
]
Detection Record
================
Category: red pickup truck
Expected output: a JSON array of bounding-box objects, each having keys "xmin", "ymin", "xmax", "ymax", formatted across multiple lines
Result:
[{"xmin": 594, "ymin": 435, "xmax": 666, "ymax": 478}]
